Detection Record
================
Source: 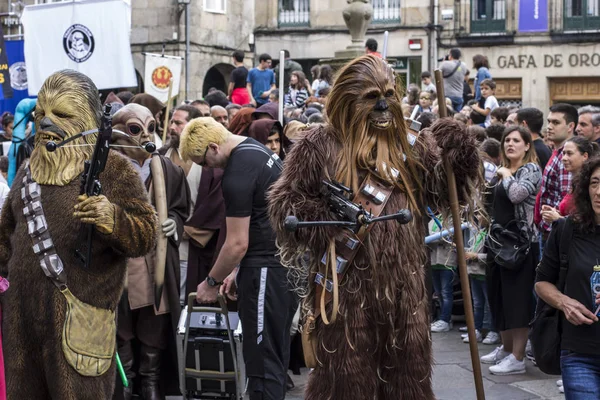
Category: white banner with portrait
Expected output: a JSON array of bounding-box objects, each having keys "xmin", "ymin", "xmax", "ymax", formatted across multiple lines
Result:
[{"xmin": 21, "ymin": 0, "xmax": 137, "ymax": 95}]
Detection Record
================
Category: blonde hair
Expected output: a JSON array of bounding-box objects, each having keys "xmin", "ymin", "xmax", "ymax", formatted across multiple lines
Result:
[{"xmin": 179, "ymin": 117, "xmax": 231, "ymax": 161}]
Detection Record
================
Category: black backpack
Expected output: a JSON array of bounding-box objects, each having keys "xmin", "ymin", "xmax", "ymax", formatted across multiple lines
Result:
[{"xmin": 530, "ymin": 217, "xmax": 574, "ymax": 375}]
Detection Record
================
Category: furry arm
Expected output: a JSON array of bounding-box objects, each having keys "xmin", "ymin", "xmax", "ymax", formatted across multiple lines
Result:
[
  {"xmin": 268, "ymin": 127, "xmax": 339, "ymax": 271},
  {"xmin": 417, "ymin": 119, "xmax": 483, "ymax": 214}
]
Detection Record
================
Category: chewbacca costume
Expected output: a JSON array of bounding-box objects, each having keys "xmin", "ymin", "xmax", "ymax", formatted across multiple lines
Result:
[
  {"xmin": 0, "ymin": 71, "xmax": 157, "ymax": 399},
  {"xmin": 268, "ymin": 56, "xmax": 481, "ymax": 400}
]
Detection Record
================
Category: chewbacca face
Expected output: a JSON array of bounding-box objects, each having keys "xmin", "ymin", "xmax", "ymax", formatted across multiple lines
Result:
[
  {"xmin": 112, "ymin": 104, "xmax": 156, "ymax": 163},
  {"xmin": 30, "ymin": 70, "xmax": 101, "ymax": 186}
]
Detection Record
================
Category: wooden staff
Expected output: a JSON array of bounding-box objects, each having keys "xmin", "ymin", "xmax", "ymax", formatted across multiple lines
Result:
[
  {"xmin": 434, "ymin": 69, "xmax": 486, "ymax": 400},
  {"xmin": 162, "ymin": 78, "xmax": 174, "ymax": 144},
  {"xmin": 151, "ymin": 154, "xmax": 169, "ymax": 311}
]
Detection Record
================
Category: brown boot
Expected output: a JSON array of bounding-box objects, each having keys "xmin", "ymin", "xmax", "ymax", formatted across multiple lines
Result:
[{"xmin": 139, "ymin": 344, "xmax": 164, "ymax": 400}]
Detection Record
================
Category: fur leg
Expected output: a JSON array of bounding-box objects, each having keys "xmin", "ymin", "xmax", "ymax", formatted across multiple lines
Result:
[{"xmin": 378, "ymin": 271, "xmax": 434, "ymax": 400}]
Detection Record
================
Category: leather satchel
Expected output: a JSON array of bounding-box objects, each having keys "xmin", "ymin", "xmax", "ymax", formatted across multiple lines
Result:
[{"xmin": 487, "ymin": 220, "xmax": 530, "ymax": 270}]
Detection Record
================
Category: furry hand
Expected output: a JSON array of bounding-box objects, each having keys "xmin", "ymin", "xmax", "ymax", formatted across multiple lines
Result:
[
  {"xmin": 161, "ymin": 218, "xmax": 178, "ymax": 241},
  {"xmin": 74, "ymin": 194, "xmax": 116, "ymax": 235}
]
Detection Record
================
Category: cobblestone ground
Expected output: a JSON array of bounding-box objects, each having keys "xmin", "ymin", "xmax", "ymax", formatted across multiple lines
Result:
[{"xmin": 168, "ymin": 327, "xmax": 565, "ymax": 400}]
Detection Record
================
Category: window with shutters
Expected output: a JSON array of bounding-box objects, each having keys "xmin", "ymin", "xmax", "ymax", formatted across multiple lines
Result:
[
  {"xmin": 471, "ymin": 0, "xmax": 506, "ymax": 33},
  {"xmin": 204, "ymin": 0, "xmax": 226, "ymax": 14},
  {"xmin": 278, "ymin": 0, "xmax": 310, "ymax": 27},
  {"xmin": 564, "ymin": 0, "xmax": 600, "ymax": 30},
  {"xmin": 372, "ymin": 0, "xmax": 401, "ymax": 24}
]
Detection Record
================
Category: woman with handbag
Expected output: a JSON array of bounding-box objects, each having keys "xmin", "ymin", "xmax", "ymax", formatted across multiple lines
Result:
[
  {"xmin": 535, "ymin": 157, "xmax": 600, "ymax": 399},
  {"xmin": 480, "ymin": 126, "xmax": 542, "ymax": 375}
]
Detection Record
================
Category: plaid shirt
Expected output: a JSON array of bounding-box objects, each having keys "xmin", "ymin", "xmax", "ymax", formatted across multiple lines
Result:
[{"xmin": 538, "ymin": 147, "xmax": 572, "ymax": 232}]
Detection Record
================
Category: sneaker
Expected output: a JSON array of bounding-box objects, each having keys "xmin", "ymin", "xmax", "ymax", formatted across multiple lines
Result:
[
  {"xmin": 482, "ymin": 331, "xmax": 501, "ymax": 345},
  {"xmin": 459, "ymin": 326, "xmax": 468, "ymax": 332},
  {"xmin": 481, "ymin": 346, "xmax": 510, "ymax": 364},
  {"xmin": 559, "ymin": 386, "xmax": 564, "ymax": 393},
  {"xmin": 431, "ymin": 320, "xmax": 451, "ymax": 332},
  {"xmin": 463, "ymin": 330, "xmax": 483, "ymax": 343},
  {"xmin": 489, "ymin": 354, "xmax": 526, "ymax": 375},
  {"xmin": 461, "ymin": 333, "xmax": 468, "ymax": 338},
  {"xmin": 556, "ymin": 379, "xmax": 563, "ymax": 386},
  {"xmin": 525, "ymin": 339, "xmax": 532, "ymax": 354}
]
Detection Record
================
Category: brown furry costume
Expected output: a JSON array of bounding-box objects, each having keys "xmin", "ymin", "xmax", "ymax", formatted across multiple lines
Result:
[
  {"xmin": 268, "ymin": 56, "xmax": 481, "ymax": 400},
  {"xmin": 0, "ymin": 70, "xmax": 157, "ymax": 399}
]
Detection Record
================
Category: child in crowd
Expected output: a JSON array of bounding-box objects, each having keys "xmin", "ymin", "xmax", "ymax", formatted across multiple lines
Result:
[
  {"xmin": 472, "ymin": 79, "xmax": 499, "ymax": 128},
  {"xmin": 421, "ymin": 71, "xmax": 437, "ymax": 94},
  {"xmin": 430, "ymin": 216, "xmax": 457, "ymax": 332},
  {"xmin": 462, "ymin": 227, "xmax": 500, "ymax": 344}
]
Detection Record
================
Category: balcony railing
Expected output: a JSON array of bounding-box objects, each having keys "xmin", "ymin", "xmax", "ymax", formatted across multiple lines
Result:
[
  {"xmin": 471, "ymin": 0, "xmax": 506, "ymax": 33},
  {"xmin": 372, "ymin": 0, "xmax": 401, "ymax": 23},
  {"xmin": 278, "ymin": 0, "xmax": 310, "ymax": 27},
  {"xmin": 564, "ymin": 0, "xmax": 600, "ymax": 30}
]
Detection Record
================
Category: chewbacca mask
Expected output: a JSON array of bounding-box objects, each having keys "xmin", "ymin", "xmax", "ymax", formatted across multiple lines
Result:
[
  {"xmin": 325, "ymin": 55, "xmax": 422, "ymax": 210},
  {"xmin": 30, "ymin": 70, "xmax": 102, "ymax": 186},
  {"xmin": 111, "ymin": 104, "xmax": 156, "ymax": 163}
]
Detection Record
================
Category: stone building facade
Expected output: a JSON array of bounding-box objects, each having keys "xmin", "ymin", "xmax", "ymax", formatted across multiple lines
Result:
[
  {"xmin": 130, "ymin": 0, "xmax": 255, "ymax": 101},
  {"xmin": 1, "ymin": 0, "xmax": 255, "ymax": 102},
  {"xmin": 437, "ymin": 0, "xmax": 600, "ymax": 111},
  {"xmin": 255, "ymin": 0, "xmax": 600, "ymax": 111},
  {"xmin": 254, "ymin": 0, "xmax": 433, "ymax": 89}
]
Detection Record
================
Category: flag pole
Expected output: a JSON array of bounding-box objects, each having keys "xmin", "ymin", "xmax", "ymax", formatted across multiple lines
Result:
[
  {"xmin": 434, "ymin": 69, "xmax": 486, "ymax": 400},
  {"xmin": 162, "ymin": 78, "xmax": 173, "ymax": 144}
]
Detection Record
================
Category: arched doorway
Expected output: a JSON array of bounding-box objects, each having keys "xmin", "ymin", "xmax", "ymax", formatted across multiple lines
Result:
[{"xmin": 202, "ymin": 63, "xmax": 235, "ymax": 97}]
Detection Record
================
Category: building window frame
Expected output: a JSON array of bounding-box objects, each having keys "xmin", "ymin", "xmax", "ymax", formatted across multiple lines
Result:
[
  {"xmin": 372, "ymin": 0, "xmax": 401, "ymax": 24},
  {"xmin": 470, "ymin": 0, "xmax": 506, "ymax": 33},
  {"xmin": 564, "ymin": 0, "xmax": 600, "ymax": 30},
  {"xmin": 278, "ymin": 0, "xmax": 310, "ymax": 27},
  {"xmin": 203, "ymin": 0, "xmax": 226, "ymax": 14}
]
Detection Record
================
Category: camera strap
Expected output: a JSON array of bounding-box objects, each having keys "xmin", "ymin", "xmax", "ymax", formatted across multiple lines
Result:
[{"xmin": 313, "ymin": 172, "xmax": 395, "ymax": 325}]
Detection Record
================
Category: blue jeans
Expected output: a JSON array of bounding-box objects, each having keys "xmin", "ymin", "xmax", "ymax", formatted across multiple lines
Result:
[
  {"xmin": 432, "ymin": 268, "xmax": 454, "ymax": 323},
  {"xmin": 561, "ymin": 350, "xmax": 600, "ymax": 399},
  {"xmin": 448, "ymin": 96, "xmax": 464, "ymax": 112},
  {"xmin": 470, "ymin": 277, "xmax": 492, "ymax": 331}
]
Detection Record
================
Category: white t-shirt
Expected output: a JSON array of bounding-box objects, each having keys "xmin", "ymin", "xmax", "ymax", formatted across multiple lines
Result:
[{"xmin": 484, "ymin": 95, "xmax": 499, "ymax": 127}]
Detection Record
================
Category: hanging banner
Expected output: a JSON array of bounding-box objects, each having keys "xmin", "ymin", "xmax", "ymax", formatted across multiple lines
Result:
[
  {"xmin": 0, "ymin": 24, "xmax": 13, "ymax": 100},
  {"xmin": 0, "ymin": 40, "xmax": 35, "ymax": 115},
  {"xmin": 144, "ymin": 53, "xmax": 183, "ymax": 103},
  {"xmin": 21, "ymin": 0, "xmax": 137, "ymax": 96},
  {"xmin": 519, "ymin": 0, "xmax": 548, "ymax": 33}
]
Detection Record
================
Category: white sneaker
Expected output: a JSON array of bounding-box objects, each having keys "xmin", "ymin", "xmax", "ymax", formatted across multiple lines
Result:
[
  {"xmin": 463, "ymin": 330, "xmax": 483, "ymax": 343},
  {"xmin": 431, "ymin": 320, "xmax": 451, "ymax": 332},
  {"xmin": 556, "ymin": 379, "xmax": 563, "ymax": 387},
  {"xmin": 459, "ymin": 326, "xmax": 468, "ymax": 332},
  {"xmin": 559, "ymin": 386, "xmax": 564, "ymax": 393},
  {"xmin": 483, "ymin": 331, "xmax": 501, "ymax": 345},
  {"xmin": 480, "ymin": 346, "xmax": 510, "ymax": 364},
  {"xmin": 489, "ymin": 354, "xmax": 526, "ymax": 375}
]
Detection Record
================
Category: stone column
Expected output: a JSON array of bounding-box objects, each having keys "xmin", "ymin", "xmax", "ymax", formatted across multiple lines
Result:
[{"xmin": 334, "ymin": 0, "xmax": 374, "ymax": 58}]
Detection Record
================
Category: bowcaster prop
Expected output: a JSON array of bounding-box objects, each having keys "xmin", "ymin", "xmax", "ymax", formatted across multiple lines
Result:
[
  {"xmin": 45, "ymin": 104, "xmax": 156, "ymax": 268},
  {"xmin": 284, "ymin": 180, "xmax": 413, "ymax": 232}
]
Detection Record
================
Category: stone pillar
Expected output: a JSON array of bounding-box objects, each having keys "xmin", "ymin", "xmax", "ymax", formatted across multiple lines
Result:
[{"xmin": 334, "ymin": 0, "xmax": 373, "ymax": 58}]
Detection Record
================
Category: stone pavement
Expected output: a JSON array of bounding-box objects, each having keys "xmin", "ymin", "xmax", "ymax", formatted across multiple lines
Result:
[
  {"xmin": 170, "ymin": 326, "xmax": 565, "ymax": 399},
  {"xmin": 278, "ymin": 327, "xmax": 565, "ymax": 400}
]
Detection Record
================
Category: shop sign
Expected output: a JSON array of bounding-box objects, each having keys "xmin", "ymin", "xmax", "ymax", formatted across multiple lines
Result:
[{"xmin": 497, "ymin": 53, "xmax": 600, "ymax": 69}]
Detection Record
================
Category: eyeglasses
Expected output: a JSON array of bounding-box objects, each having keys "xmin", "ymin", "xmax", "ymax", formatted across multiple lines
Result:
[{"xmin": 200, "ymin": 146, "xmax": 209, "ymax": 167}]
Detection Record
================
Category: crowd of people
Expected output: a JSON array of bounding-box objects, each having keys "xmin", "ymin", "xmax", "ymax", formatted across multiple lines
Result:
[
  {"xmin": 421, "ymin": 47, "xmax": 600, "ymax": 399},
  {"xmin": 1, "ymin": 40, "xmax": 599, "ymax": 399}
]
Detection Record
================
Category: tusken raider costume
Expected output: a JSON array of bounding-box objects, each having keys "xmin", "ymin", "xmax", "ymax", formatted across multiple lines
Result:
[
  {"xmin": 0, "ymin": 70, "xmax": 157, "ymax": 399},
  {"xmin": 268, "ymin": 56, "xmax": 482, "ymax": 399},
  {"xmin": 111, "ymin": 104, "xmax": 190, "ymax": 400}
]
